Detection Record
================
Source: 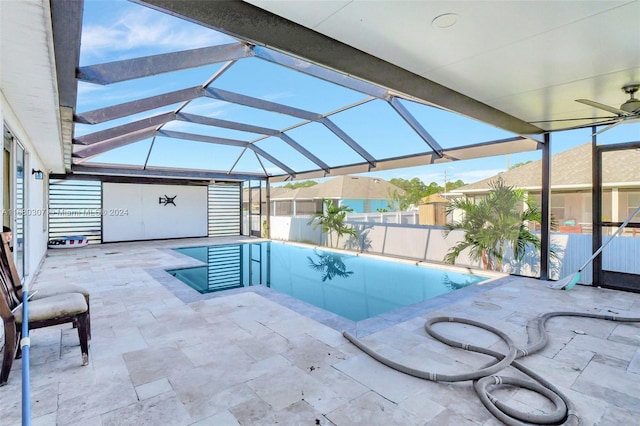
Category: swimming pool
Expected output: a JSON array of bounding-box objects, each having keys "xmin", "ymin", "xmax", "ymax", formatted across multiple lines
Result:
[{"xmin": 168, "ymin": 242, "xmax": 488, "ymax": 321}]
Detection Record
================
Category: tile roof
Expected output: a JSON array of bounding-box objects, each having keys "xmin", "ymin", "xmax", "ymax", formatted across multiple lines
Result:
[
  {"xmin": 271, "ymin": 176, "xmax": 403, "ymax": 200},
  {"xmin": 456, "ymin": 143, "xmax": 640, "ymax": 192},
  {"xmin": 420, "ymin": 194, "xmax": 449, "ymax": 204}
]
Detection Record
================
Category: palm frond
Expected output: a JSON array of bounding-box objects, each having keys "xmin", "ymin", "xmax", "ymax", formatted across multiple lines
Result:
[{"xmin": 443, "ymin": 177, "xmax": 544, "ymax": 271}]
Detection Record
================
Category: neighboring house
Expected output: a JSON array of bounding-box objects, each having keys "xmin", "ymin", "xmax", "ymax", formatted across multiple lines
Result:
[
  {"xmin": 243, "ymin": 186, "xmax": 290, "ymax": 214},
  {"xmin": 271, "ymin": 175, "xmax": 404, "ymax": 215},
  {"xmin": 450, "ymin": 143, "xmax": 640, "ymax": 233}
]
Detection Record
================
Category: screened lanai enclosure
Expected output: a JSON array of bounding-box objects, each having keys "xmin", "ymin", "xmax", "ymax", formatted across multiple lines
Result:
[
  {"xmin": 68, "ymin": 3, "xmax": 539, "ymax": 180},
  {"xmin": 53, "ymin": 0, "xmax": 543, "ymax": 243},
  {"xmin": 32, "ymin": 0, "xmax": 639, "ymax": 288}
]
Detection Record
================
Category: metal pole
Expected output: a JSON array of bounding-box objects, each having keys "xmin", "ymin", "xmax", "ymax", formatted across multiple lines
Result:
[
  {"xmin": 265, "ymin": 179, "xmax": 271, "ymax": 239},
  {"xmin": 592, "ymin": 127, "xmax": 602, "ymax": 285},
  {"xmin": 21, "ymin": 283, "xmax": 31, "ymax": 426},
  {"xmin": 539, "ymin": 133, "xmax": 551, "ymax": 281},
  {"xmin": 239, "ymin": 182, "xmax": 244, "ymax": 236}
]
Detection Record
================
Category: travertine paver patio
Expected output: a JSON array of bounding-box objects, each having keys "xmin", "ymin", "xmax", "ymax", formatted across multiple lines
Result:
[{"xmin": 1, "ymin": 237, "xmax": 639, "ymax": 425}]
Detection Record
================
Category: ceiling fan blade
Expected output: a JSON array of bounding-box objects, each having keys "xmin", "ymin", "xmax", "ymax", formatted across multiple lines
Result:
[
  {"xmin": 576, "ymin": 99, "xmax": 632, "ymax": 116},
  {"xmin": 593, "ymin": 120, "xmax": 623, "ymax": 135},
  {"xmin": 529, "ymin": 115, "xmax": 617, "ymax": 124},
  {"xmin": 532, "ymin": 116, "xmax": 621, "ymax": 133}
]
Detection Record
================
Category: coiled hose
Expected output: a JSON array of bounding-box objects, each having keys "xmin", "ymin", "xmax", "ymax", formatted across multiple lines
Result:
[{"xmin": 343, "ymin": 311, "xmax": 640, "ymax": 425}]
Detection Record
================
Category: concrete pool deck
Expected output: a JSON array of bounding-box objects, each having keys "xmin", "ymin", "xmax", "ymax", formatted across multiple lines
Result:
[{"xmin": 1, "ymin": 237, "xmax": 639, "ymax": 425}]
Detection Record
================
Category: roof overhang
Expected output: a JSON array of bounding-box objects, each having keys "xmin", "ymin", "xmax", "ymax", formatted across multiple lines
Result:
[{"xmin": 1, "ymin": 0, "xmax": 66, "ymax": 172}]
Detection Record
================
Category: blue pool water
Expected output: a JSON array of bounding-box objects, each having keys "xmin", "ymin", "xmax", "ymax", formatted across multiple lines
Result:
[{"xmin": 168, "ymin": 242, "xmax": 488, "ymax": 321}]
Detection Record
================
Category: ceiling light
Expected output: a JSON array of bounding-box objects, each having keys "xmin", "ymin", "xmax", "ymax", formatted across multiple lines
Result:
[{"xmin": 432, "ymin": 13, "xmax": 458, "ymax": 29}]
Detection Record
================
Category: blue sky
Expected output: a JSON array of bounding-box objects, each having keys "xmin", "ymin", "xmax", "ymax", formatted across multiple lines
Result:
[{"xmin": 77, "ymin": 0, "xmax": 640, "ymax": 187}]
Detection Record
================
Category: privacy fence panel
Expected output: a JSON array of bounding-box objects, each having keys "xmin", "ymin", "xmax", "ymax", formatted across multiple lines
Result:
[
  {"xmin": 208, "ymin": 183, "xmax": 241, "ymax": 236},
  {"xmin": 48, "ymin": 179, "xmax": 102, "ymax": 244}
]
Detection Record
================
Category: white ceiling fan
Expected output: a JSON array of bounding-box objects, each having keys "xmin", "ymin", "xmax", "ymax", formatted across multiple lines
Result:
[{"xmin": 576, "ymin": 83, "xmax": 640, "ymax": 135}]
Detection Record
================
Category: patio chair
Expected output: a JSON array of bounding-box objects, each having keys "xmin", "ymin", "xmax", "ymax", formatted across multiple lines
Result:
[
  {"xmin": 0, "ymin": 232, "xmax": 91, "ymax": 339},
  {"xmin": 0, "ymin": 236, "xmax": 89, "ymax": 386}
]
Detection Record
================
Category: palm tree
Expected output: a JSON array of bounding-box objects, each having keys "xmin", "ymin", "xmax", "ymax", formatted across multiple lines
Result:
[
  {"xmin": 307, "ymin": 250, "xmax": 354, "ymax": 281},
  {"xmin": 308, "ymin": 199, "xmax": 357, "ymax": 248},
  {"xmin": 386, "ymin": 188, "xmax": 409, "ymax": 212},
  {"xmin": 443, "ymin": 178, "xmax": 543, "ymax": 271}
]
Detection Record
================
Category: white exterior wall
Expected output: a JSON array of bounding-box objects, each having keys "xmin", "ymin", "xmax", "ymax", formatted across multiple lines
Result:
[
  {"xmin": 1, "ymin": 91, "xmax": 51, "ymax": 285},
  {"xmin": 1, "ymin": 0, "xmax": 66, "ymax": 285},
  {"xmin": 102, "ymin": 183, "xmax": 208, "ymax": 242}
]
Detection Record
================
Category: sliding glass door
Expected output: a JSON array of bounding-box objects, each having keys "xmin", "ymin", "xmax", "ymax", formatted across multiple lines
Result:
[
  {"xmin": 3, "ymin": 126, "xmax": 26, "ymax": 280},
  {"xmin": 14, "ymin": 142, "xmax": 25, "ymax": 279}
]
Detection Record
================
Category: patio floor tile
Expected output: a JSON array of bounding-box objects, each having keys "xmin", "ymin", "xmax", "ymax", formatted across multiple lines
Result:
[{"xmin": 0, "ymin": 237, "xmax": 639, "ymax": 425}]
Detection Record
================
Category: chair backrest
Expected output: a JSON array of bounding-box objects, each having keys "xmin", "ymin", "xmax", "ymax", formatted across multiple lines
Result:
[
  {"xmin": 0, "ymin": 233, "xmax": 22, "ymax": 299},
  {"xmin": 0, "ymin": 233, "xmax": 20, "ymax": 322}
]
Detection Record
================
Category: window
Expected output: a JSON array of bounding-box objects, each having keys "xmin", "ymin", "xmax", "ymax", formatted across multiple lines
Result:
[
  {"xmin": 296, "ymin": 200, "xmax": 322, "ymax": 215},
  {"xmin": 628, "ymin": 193, "xmax": 640, "ymax": 221},
  {"xmin": 551, "ymin": 194, "xmax": 565, "ymax": 223},
  {"xmin": 273, "ymin": 200, "xmax": 292, "ymax": 216}
]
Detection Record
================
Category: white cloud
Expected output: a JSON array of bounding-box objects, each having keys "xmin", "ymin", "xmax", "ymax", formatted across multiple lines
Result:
[
  {"xmin": 181, "ymin": 101, "xmax": 229, "ymax": 118},
  {"xmin": 76, "ymin": 82, "xmax": 103, "ymax": 98},
  {"xmin": 262, "ymin": 91, "xmax": 296, "ymax": 102},
  {"xmin": 76, "ymin": 82, "xmax": 177, "ymax": 113},
  {"xmin": 456, "ymin": 169, "xmax": 505, "ymax": 183},
  {"xmin": 81, "ymin": 7, "xmax": 231, "ymax": 61},
  {"xmin": 264, "ymin": 166, "xmax": 285, "ymax": 174}
]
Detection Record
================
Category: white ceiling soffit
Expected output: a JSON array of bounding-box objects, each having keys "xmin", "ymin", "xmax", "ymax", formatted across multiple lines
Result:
[
  {"xmin": 0, "ymin": 0, "xmax": 64, "ymax": 172},
  {"xmin": 240, "ymin": 0, "xmax": 640, "ymax": 133},
  {"xmin": 137, "ymin": 0, "xmax": 543, "ymax": 136}
]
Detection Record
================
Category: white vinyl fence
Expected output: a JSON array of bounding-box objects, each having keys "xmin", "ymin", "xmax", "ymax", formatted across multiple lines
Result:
[
  {"xmin": 269, "ymin": 216, "xmax": 323, "ymax": 244},
  {"xmin": 269, "ymin": 216, "xmax": 640, "ymax": 284},
  {"xmin": 347, "ymin": 211, "xmax": 420, "ymax": 225}
]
